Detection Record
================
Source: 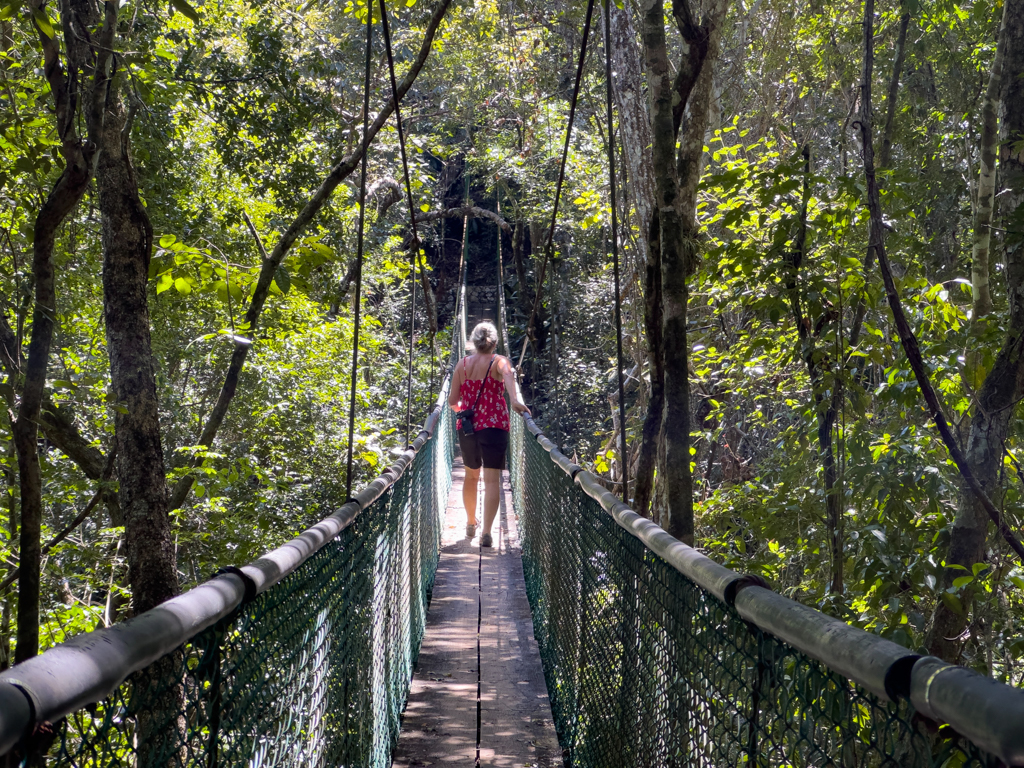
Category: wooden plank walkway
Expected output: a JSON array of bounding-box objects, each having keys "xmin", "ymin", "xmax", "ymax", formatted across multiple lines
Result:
[{"xmin": 392, "ymin": 456, "xmax": 562, "ymax": 768}]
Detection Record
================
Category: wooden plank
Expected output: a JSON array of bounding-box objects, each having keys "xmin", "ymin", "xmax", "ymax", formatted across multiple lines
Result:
[
  {"xmin": 392, "ymin": 459, "xmax": 479, "ymax": 768},
  {"xmin": 394, "ymin": 464, "xmax": 561, "ymax": 768},
  {"xmin": 478, "ymin": 474, "xmax": 563, "ymax": 768}
]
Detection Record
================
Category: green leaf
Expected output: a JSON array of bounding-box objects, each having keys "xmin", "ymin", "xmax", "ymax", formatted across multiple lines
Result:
[
  {"xmin": 939, "ymin": 591, "xmax": 964, "ymax": 616},
  {"xmin": 32, "ymin": 8, "xmax": 54, "ymax": 38},
  {"xmin": 951, "ymin": 576, "xmax": 973, "ymax": 589},
  {"xmin": 156, "ymin": 273, "xmax": 174, "ymax": 294},
  {"xmin": 174, "ymin": 277, "xmax": 192, "ymax": 295},
  {"xmin": 169, "ymin": 0, "xmax": 200, "ymax": 22},
  {"xmin": 0, "ymin": 4, "xmax": 17, "ymax": 21},
  {"xmin": 158, "ymin": 234, "xmax": 177, "ymax": 248},
  {"xmin": 274, "ymin": 266, "xmax": 291, "ymax": 293}
]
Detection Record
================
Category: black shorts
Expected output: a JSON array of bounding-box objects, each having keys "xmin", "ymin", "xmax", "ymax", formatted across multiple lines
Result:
[{"xmin": 459, "ymin": 428, "xmax": 509, "ymax": 470}]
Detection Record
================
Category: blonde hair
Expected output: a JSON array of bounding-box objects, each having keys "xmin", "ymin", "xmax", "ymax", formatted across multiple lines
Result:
[{"xmin": 470, "ymin": 321, "xmax": 498, "ymax": 353}]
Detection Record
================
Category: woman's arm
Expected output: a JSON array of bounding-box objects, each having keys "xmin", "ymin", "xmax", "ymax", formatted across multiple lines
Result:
[
  {"xmin": 498, "ymin": 356, "xmax": 531, "ymax": 416},
  {"xmin": 448, "ymin": 358, "xmax": 464, "ymax": 410}
]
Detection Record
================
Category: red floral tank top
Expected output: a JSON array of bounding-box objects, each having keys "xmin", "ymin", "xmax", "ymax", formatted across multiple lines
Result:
[{"xmin": 458, "ymin": 356, "xmax": 510, "ymax": 432}]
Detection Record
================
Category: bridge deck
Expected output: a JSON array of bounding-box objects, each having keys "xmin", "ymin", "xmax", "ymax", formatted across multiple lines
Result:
[{"xmin": 392, "ymin": 456, "xmax": 562, "ymax": 768}]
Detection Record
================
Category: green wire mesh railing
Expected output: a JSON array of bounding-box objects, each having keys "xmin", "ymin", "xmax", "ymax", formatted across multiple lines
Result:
[
  {"xmin": 6, "ymin": 288, "xmax": 1023, "ymax": 768},
  {"xmin": 1, "ymin": 383, "xmax": 454, "ymax": 767},
  {"xmin": 508, "ymin": 415, "xmax": 1017, "ymax": 768}
]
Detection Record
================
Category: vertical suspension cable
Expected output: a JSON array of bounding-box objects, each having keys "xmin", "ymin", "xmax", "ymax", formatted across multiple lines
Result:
[
  {"xmin": 551, "ymin": 248, "xmax": 559, "ymax": 445},
  {"xmin": 345, "ymin": 6, "xmax": 374, "ymax": 500},
  {"xmin": 459, "ymin": 211, "xmax": 469, "ymax": 350},
  {"xmin": 496, "ymin": 187, "xmax": 510, "ymax": 355},
  {"xmin": 378, "ymin": 0, "xmax": 421, "ymax": 448},
  {"xmin": 544, "ymin": 0, "xmax": 594, "ymax": 250},
  {"xmin": 604, "ymin": 0, "xmax": 628, "ymax": 503},
  {"xmin": 458, "ymin": 172, "xmax": 469, "ymax": 353}
]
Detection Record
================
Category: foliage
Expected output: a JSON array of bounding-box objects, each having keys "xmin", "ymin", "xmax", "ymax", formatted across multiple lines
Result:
[{"xmin": 0, "ymin": 0, "xmax": 1021, "ymax": 687}]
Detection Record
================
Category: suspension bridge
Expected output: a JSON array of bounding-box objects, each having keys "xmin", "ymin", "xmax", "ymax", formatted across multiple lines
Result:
[
  {"xmin": 0, "ymin": 287, "xmax": 1021, "ymax": 766},
  {"xmin": 1, "ymin": 0, "xmax": 1023, "ymax": 764}
]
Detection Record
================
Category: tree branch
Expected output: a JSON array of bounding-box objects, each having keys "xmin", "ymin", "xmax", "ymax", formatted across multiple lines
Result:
[
  {"xmin": 412, "ymin": 205, "xmax": 511, "ymax": 232},
  {"xmin": 167, "ymin": 0, "xmax": 453, "ymax": 512},
  {"xmin": 669, "ymin": 0, "xmax": 710, "ymax": 135},
  {"xmin": 849, "ymin": 4, "xmax": 911, "ymax": 348},
  {"xmin": 858, "ymin": 0, "xmax": 1024, "ymax": 562},
  {"xmin": 368, "ymin": 177, "xmax": 403, "ymax": 219}
]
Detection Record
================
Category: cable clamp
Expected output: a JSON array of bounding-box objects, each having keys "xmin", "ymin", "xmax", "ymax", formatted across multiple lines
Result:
[
  {"xmin": 213, "ymin": 565, "xmax": 258, "ymax": 605},
  {"xmin": 725, "ymin": 573, "xmax": 771, "ymax": 607}
]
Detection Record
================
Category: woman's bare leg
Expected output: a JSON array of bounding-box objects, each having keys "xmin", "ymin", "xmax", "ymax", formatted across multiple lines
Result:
[
  {"xmin": 463, "ymin": 466, "xmax": 480, "ymax": 526},
  {"xmin": 482, "ymin": 468, "xmax": 501, "ymax": 537}
]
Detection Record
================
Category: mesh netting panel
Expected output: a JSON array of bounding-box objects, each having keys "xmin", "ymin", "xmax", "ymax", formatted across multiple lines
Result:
[
  {"xmin": 40, "ymin": 405, "xmax": 454, "ymax": 768},
  {"xmin": 509, "ymin": 416, "xmax": 1002, "ymax": 768}
]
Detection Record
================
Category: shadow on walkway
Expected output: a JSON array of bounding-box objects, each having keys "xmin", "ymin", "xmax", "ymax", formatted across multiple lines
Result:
[{"xmin": 392, "ymin": 455, "xmax": 562, "ymax": 768}]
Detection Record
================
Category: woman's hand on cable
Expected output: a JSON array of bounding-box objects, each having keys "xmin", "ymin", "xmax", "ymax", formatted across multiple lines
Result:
[{"xmin": 512, "ymin": 401, "xmax": 531, "ymax": 417}]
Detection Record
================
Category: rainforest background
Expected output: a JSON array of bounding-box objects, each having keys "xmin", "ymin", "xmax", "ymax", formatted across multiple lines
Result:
[{"xmin": 1, "ymin": 0, "xmax": 1023, "ymax": 685}]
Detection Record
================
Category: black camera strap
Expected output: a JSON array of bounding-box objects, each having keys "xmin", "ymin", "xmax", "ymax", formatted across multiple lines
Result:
[{"xmin": 466, "ymin": 355, "xmax": 496, "ymax": 417}]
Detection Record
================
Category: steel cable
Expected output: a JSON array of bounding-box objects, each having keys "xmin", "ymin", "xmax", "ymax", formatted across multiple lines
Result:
[
  {"xmin": 378, "ymin": 0, "xmax": 422, "ymax": 449},
  {"xmin": 345, "ymin": 5, "xmax": 374, "ymax": 500},
  {"xmin": 603, "ymin": 0, "xmax": 629, "ymax": 503}
]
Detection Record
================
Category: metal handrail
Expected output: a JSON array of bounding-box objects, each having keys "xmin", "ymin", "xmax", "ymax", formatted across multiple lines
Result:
[
  {"xmin": 0, "ymin": 371, "xmax": 454, "ymax": 757},
  {"xmin": 518, "ymin": 412, "xmax": 1024, "ymax": 766}
]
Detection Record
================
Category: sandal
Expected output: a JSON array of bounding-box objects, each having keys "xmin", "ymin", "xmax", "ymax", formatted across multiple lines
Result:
[
  {"xmin": 466, "ymin": 524, "xmax": 476, "ymax": 538},
  {"xmin": 480, "ymin": 533, "xmax": 493, "ymax": 548}
]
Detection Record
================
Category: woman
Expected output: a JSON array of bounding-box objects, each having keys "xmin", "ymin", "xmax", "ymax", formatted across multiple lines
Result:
[{"xmin": 448, "ymin": 321, "xmax": 530, "ymax": 547}]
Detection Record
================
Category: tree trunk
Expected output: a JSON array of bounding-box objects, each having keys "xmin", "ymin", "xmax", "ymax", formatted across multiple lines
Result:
[
  {"xmin": 97, "ymin": 93, "xmax": 178, "ymax": 615},
  {"xmin": 528, "ymin": 220, "xmax": 548, "ymax": 351},
  {"xmin": 926, "ymin": 0, "xmax": 1024, "ymax": 661},
  {"xmin": 511, "ymin": 219, "xmax": 532, "ymax": 322},
  {"xmin": 11, "ymin": 0, "xmax": 117, "ymax": 662},
  {"xmin": 633, "ymin": 210, "xmax": 664, "ymax": 517},
  {"xmin": 640, "ymin": 0, "xmax": 729, "ymax": 543},
  {"xmin": 675, "ymin": 0, "xmax": 729, "ymax": 224},
  {"xmin": 641, "ymin": 0, "xmax": 701, "ymax": 543},
  {"xmin": 971, "ymin": 17, "xmax": 1004, "ymax": 319},
  {"xmin": 606, "ymin": 0, "xmax": 660, "ymax": 516},
  {"xmin": 784, "ymin": 147, "xmax": 844, "ymax": 594},
  {"xmin": 879, "ymin": 8, "xmax": 911, "ymax": 171},
  {"xmin": 1, "ymin": 440, "xmax": 16, "ymax": 670},
  {"xmin": 0, "ymin": 310, "xmax": 119, "ymax": 522},
  {"xmin": 604, "ymin": 0, "xmax": 655, "ymax": 269}
]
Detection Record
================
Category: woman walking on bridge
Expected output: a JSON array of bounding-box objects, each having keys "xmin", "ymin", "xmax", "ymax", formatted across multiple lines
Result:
[{"xmin": 449, "ymin": 321, "xmax": 530, "ymax": 547}]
